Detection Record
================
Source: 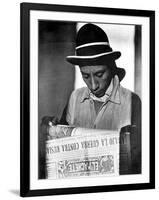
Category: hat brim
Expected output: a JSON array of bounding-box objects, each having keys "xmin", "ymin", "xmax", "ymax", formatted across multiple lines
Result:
[
  {"xmin": 66, "ymin": 51, "xmax": 125, "ymax": 81},
  {"xmin": 66, "ymin": 51, "xmax": 121, "ymax": 66}
]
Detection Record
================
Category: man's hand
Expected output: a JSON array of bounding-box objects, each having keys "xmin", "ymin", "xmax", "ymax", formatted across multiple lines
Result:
[
  {"xmin": 120, "ymin": 124, "xmax": 141, "ymax": 175},
  {"xmin": 120, "ymin": 125, "xmax": 136, "ymax": 134},
  {"xmin": 48, "ymin": 125, "xmax": 66, "ymax": 139},
  {"xmin": 41, "ymin": 116, "xmax": 59, "ymax": 126},
  {"xmin": 40, "ymin": 116, "xmax": 59, "ymax": 139},
  {"xmin": 41, "ymin": 116, "xmax": 67, "ymax": 139}
]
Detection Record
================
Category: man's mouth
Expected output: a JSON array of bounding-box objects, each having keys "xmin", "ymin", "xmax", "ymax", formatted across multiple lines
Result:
[{"xmin": 92, "ymin": 90, "xmax": 105, "ymax": 98}]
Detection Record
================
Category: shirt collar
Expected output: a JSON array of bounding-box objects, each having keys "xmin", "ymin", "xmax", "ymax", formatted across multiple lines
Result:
[
  {"xmin": 89, "ymin": 80, "xmax": 113, "ymax": 102},
  {"xmin": 80, "ymin": 75, "xmax": 121, "ymax": 104}
]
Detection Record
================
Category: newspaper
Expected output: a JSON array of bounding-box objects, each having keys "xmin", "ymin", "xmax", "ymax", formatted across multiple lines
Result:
[{"xmin": 46, "ymin": 126, "xmax": 119, "ymax": 179}]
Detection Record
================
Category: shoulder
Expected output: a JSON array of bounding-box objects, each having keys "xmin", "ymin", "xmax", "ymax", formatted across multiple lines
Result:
[
  {"xmin": 69, "ymin": 87, "xmax": 88, "ymax": 102},
  {"xmin": 71, "ymin": 87, "xmax": 88, "ymax": 96},
  {"xmin": 120, "ymin": 85, "xmax": 141, "ymax": 104},
  {"xmin": 120, "ymin": 85, "xmax": 141, "ymax": 102}
]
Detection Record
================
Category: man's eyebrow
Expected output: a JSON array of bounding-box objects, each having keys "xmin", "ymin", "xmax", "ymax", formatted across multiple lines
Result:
[
  {"xmin": 94, "ymin": 69, "xmax": 105, "ymax": 74},
  {"xmin": 81, "ymin": 71, "xmax": 89, "ymax": 75}
]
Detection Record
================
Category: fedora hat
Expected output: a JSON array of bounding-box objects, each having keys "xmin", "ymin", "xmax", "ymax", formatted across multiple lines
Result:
[{"xmin": 66, "ymin": 23, "xmax": 125, "ymax": 81}]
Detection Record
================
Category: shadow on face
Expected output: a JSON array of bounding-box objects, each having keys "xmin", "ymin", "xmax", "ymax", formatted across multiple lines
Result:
[{"xmin": 80, "ymin": 65, "xmax": 113, "ymax": 97}]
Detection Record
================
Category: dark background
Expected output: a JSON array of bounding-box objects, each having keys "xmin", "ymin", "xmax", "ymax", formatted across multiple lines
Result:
[{"xmin": 38, "ymin": 21, "xmax": 76, "ymax": 178}]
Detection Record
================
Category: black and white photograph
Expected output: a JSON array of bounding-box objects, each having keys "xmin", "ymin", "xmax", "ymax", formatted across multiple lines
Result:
[
  {"xmin": 39, "ymin": 21, "xmax": 141, "ymax": 179},
  {"xmin": 20, "ymin": 3, "xmax": 155, "ymax": 197}
]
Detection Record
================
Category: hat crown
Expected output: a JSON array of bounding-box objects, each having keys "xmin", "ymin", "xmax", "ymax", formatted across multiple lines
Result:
[
  {"xmin": 76, "ymin": 24, "xmax": 109, "ymax": 47},
  {"xmin": 75, "ymin": 24, "xmax": 113, "ymax": 57}
]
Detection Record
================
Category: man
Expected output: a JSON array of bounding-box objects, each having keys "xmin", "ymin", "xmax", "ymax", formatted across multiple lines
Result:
[
  {"xmin": 66, "ymin": 24, "xmax": 141, "ymax": 130},
  {"xmin": 42, "ymin": 23, "xmax": 141, "ymax": 173}
]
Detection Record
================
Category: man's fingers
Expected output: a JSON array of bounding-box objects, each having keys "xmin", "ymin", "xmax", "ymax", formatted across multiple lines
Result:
[
  {"xmin": 41, "ymin": 116, "xmax": 59, "ymax": 126},
  {"xmin": 120, "ymin": 125, "xmax": 137, "ymax": 133},
  {"xmin": 41, "ymin": 116, "xmax": 52, "ymax": 125},
  {"xmin": 51, "ymin": 117, "xmax": 59, "ymax": 125}
]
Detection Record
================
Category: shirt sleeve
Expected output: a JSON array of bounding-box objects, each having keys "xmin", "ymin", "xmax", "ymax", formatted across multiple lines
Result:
[{"xmin": 66, "ymin": 90, "xmax": 76, "ymax": 125}]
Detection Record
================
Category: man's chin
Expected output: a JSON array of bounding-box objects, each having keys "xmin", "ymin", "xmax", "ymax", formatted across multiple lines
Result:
[{"xmin": 93, "ymin": 91, "xmax": 105, "ymax": 98}]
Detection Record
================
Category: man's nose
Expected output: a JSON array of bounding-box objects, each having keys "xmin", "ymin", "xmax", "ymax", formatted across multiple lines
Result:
[{"xmin": 91, "ymin": 76, "xmax": 98, "ymax": 91}]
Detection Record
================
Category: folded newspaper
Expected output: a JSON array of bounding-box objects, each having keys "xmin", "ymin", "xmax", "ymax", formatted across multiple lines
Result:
[{"xmin": 45, "ymin": 125, "xmax": 121, "ymax": 179}]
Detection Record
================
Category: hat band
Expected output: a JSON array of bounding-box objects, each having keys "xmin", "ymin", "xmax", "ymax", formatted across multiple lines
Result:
[
  {"xmin": 76, "ymin": 44, "xmax": 113, "ymax": 56},
  {"xmin": 76, "ymin": 42, "xmax": 109, "ymax": 49}
]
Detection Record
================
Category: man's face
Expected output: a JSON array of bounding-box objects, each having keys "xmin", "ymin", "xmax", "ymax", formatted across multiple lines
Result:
[{"xmin": 80, "ymin": 65, "xmax": 113, "ymax": 98}]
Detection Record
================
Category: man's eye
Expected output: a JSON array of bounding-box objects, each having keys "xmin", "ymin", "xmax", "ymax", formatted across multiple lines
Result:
[
  {"xmin": 82, "ymin": 74, "xmax": 89, "ymax": 79},
  {"xmin": 96, "ymin": 73, "xmax": 103, "ymax": 77}
]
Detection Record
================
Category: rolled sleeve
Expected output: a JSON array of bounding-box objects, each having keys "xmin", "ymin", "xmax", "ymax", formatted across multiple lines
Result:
[{"xmin": 66, "ymin": 90, "xmax": 76, "ymax": 125}]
